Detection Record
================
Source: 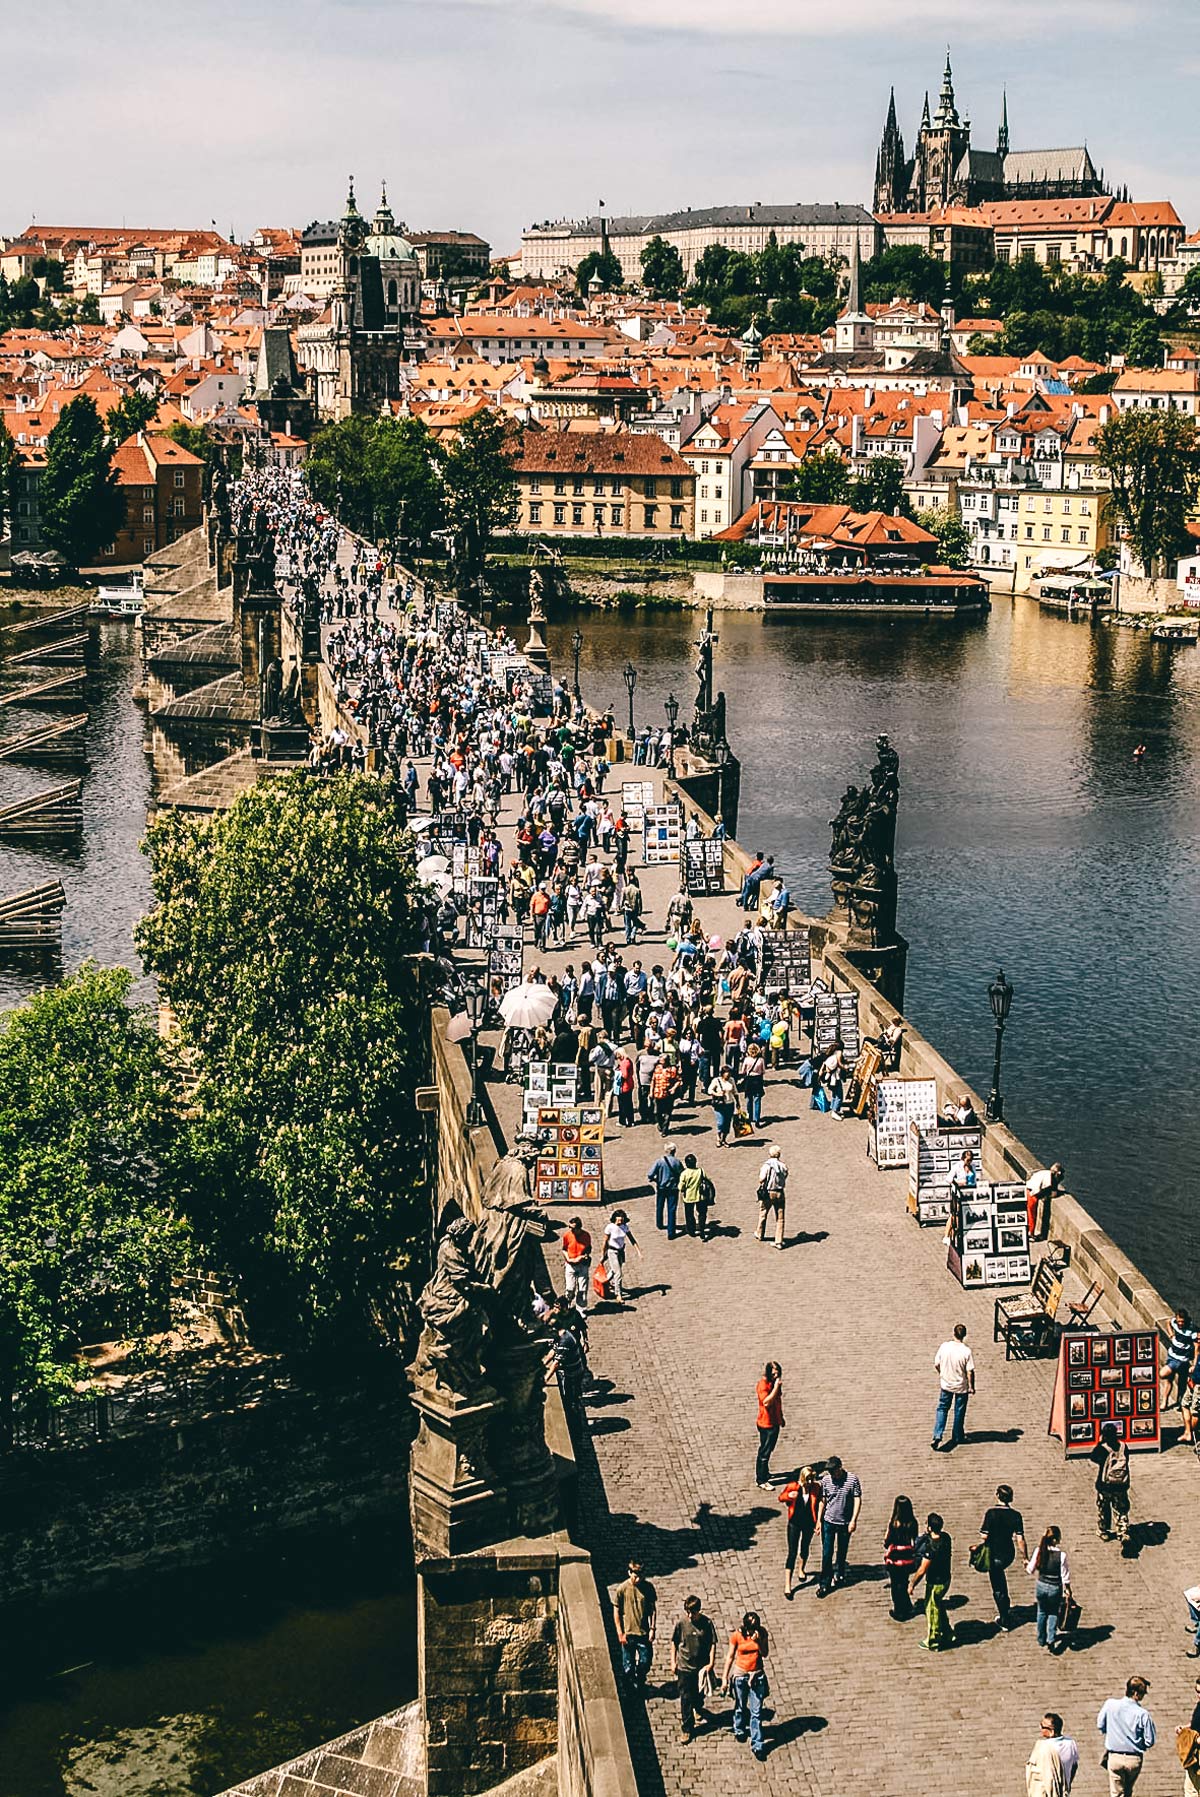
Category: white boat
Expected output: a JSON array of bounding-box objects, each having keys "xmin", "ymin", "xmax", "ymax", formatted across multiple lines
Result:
[
  {"xmin": 90, "ymin": 572, "xmax": 145, "ymax": 618},
  {"xmin": 1151, "ymin": 616, "xmax": 1199, "ymax": 643}
]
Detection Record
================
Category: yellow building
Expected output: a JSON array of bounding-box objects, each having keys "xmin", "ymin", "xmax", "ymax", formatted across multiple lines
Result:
[{"xmin": 510, "ymin": 429, "xmax": 696, "ymax": 539}]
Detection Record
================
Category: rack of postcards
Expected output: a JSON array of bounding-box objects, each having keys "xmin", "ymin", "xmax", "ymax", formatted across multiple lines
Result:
[
  {"xmin": 682, "ymin": 839, "xmax": 726, "ymax": 896},
  {"xmin": 435, "ymin": 601, "xmax": 459, "ymax": 635},
  {"xmin": 523, "ymin": 1060, "xmax": 580, "ymax": 1126},
  {"xmin": 813, "ymin": 989, "xmax": 860, "ymax": 1060},
  {"xmin": 906, "ymin": 1125, "xmax": 985, "ymax": 1225},
  {"xmin": 488, "ymin": 926, "xmax": 524, "ymax": 996},
  {"xmin": 1049, "ymin": 1331, "xmax": 1161, "ymax": 1454},
  {"xmin": 426, "ymin": 809, "xmax": 470, "ymax": 860},
  {"xmin": 869, "ymin": 1077, "xmax": 938, "ymax": 1169},
  {"xmin": 620, "ymin": 781, "xmax": 655, "ymax": 832},
  {"xmin": 533, "ymin": 1104, "xmax": 605, "ymax": 1206},
  {"xmin": 946, "ymin": 1182, "xmax": 1031, "ymax": 1288},
  {"xmin": 643, "ymin": 802, "xmax": 683, "ymax": 865},
  {"xmin": 762, "ymin": 928, "xmax": 812, "ymax": 997}
]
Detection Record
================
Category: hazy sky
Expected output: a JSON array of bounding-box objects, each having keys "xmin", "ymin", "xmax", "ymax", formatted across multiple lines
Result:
[{"xmin": 3, "ymin": 0, "xmax": 1195, "ymax": 253}]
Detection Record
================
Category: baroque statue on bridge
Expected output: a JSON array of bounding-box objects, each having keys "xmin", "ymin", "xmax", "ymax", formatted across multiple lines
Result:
[{"xmin": 829, "ymin": 734, "xmax": 901, "ymax": 945}]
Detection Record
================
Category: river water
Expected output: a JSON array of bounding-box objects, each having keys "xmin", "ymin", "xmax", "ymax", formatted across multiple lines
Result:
[{"xmin": 548, "ymin": 596, "xmax": 1200, "ymax": 1313}]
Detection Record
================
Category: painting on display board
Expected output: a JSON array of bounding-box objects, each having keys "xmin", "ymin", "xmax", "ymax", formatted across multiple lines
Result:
[{"xmin": 1048, "ymin": 1330, "xmax": 1161, "ymax": 1454}]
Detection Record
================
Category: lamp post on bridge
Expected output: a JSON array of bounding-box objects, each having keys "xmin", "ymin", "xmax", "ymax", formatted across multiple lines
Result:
[
  {"xmin": 571, "ymin": 628, "xmax": 584, "ymax": 708},
  {"xmin": 622, "ymin": 660, "xmax": 637, "ymax": 745},
  {"xmin": 984, "ymin": 968, "xmax": 1014, "ymax": 1124},
  {"xmin": 664, "ymin": 691, "xmax": 679, "ymax": 781}
]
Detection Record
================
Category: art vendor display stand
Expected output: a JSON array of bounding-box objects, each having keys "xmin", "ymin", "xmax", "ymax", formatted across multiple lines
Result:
[
  {"xmin": 522, "ymin": 1060, "xmax": 580, "ymax": 1126},
  {"xmin": 1049, "ymin": 1330, "xmax": 1161, "ymax": 1454},
  {"xmin": 488, "ymin": 926, "xmax": 523, "ymax": 996},
  {"xmin": 869, "ymin": 1076, "xmax": 937, "ymax": 1168},
  {"xmin": 643, "ymin": 802, "xmax": 683, "ymax": 865},
  {"xmin": 682, "ymin": 839, "xmax": 725, "ymax": 896},
  {"xmin": 762, "ymin": 927, "xmax": 811, "ymax": 996},
  {"xmin": 464, "ymin": 875, "xmax": 502, "ymax": 948},
  {"xmin": 946, "ymin": 1182, "xmax": 1031, "ymax": 1288},
  {"xmin": 620, "ymin": 781, "xmax": 655, "ymax": 833},
  {"xmin": 533, "ymin": 1104, "xmax": 605, "ymax": 1206},
  {"xmin": 813, "ymin": 989, "xmax": 860, "ymax": 1060},
  {"xmin": 907, "ymin": 1124, "xmax": 984, "ymax": 1225}
]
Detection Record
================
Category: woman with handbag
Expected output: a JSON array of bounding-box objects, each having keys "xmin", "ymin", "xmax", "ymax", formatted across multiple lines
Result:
[
  {"xmin": 721, "ymin": 1610, "xmax": 770, "ymax": 1760},
  {"xmin": 708, "ymin": 1069, "xmax": 738, "ymax": 1147},
  {"xmin": 883, "ymin": 1494, "xmax": 920, "ymax": 1619},
  {"xmin": 741, "ymin": 1042, "xmax": 768, "ymax": 1130},
  {"xmin": 779, "ymin": 1467, "xmax": 822, "ymax": 1596},
  {"xmin": 1025, "ymin": 1525, "xmax": 1071, "ymax": 1653}
]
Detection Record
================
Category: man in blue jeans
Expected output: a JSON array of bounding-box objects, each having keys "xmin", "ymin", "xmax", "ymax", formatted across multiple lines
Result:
[
  {"xmin": 932, "ymin": 1322, "xmax": 976, "ymax": 1452},
  {"xmin": 647, "ymin": 1142, "xmax": 683, "ymax": 1239},
  {"xmin": 613, "ymin": 1561, "xmax": 656, "ymax": 1693},
  {"xmin": 816, "ymin": 1456, "xmax": 862, "ymax": 1596}
]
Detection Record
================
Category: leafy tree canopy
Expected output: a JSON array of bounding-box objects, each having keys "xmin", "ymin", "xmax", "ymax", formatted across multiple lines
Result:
[
  {"xmin": 434, "ymin": 407, "xmax": 519, "ymax": 588},
  {"xmin": 106, "ymin": 388, "xmax": 159, "ymax": 446},
  {"xmin": 40, "ymin": 393, "xmax": 125, "ymax": 565},
  {"xmin": 136, "ymin": 774, "xmax": 432, "ymax": 1353},
  {"xmin": 917, "ymin": 509, "xmax": 973, "ymax": 569},
  {"xmin": 575, "ymin": 249, "xmax": 623, "ymax": 297},
  {"xmin": 639, "ymin": 235, "xmax": 685, "ymax": 298},
  {"xmin": 1096, "ymin": 407, "xmax": 1200, "ymax": 574},
  {"xmin": 0, "ymin": 966, "xmax": 189, "ymax": 1430}
]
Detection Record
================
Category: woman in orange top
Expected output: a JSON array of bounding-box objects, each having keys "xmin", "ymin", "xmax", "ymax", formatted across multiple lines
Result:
[
  {"xmin": 755, "ymin": 1362, "xmax": 784, "ymax": 1489},
  {"xmin": 778, "ymin": 1466, "xmax": 822, "ymax": 1596},
  {"xmin": 721, "ymin": 1611, "xmax": 770, "ymax": 1758}
]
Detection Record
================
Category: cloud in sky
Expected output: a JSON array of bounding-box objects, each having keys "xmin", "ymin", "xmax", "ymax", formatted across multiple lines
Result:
[{"xmin": 1, "ymin": 0, "xmax": 1194, "ymax": 249}]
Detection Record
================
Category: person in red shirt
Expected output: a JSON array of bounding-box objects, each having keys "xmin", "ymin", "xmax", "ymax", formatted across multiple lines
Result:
[
  {"xmin": 721, "ymin": 1611, "xmax": 770, "ymax": 1758},
  {"xmin": 614, "ymin": 1051, "xmax": 635, "ymax": 1129},
  {"xmin": 561, "ymin": 1217, "xmax": 592, "ymax": 1313},
  {"xmin": 778, "ymin": 1466, "xmax": 822, "ymax": 1596},
  {"xmin": 755, "ymin": 1362, "xmax": 784, "ymax": 1488}
]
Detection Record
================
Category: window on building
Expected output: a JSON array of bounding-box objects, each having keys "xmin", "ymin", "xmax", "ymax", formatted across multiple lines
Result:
[
  {"xmin": 573, "ymin": 480, "xmax": 584, "ymax": 496},
  {"xmin": 1043, "ymin": 497, "xmax": 1052, "ymax": 512},
  {"xmin": 612, "ymin": 505, "xmax": 624, "ymax": 527},
  {"xmin": 1081, "ymin": 500, "xmax": 1092, "ymax": 516},
  {"xmin": 1078, "ymin": 528, "xmax": 1088, "ymax": 544},
  {"xmin": 1026, "ymin": 497, "xmax": 1035, "ymax": 512},
  {"xmin": 142, "ymin": 505, "xmax": 154, "ymax": 523},
  {"xmin": 530, "ymin": 477, "xmax": 541, "ymax": 494},
  {"xmin": 572, "ymin": 506, "xmax": 584, "ymax": 526},
  {"xmin": 670, "ymin": 478, "xmax": 683, "ymax": 499},
  {"xmin": 173, "ymin": 498, "xmax": 185, "ymax": 517},
  {"xmin": 1042, "ymin": 526, "xmax": 1051, "ymax": 541},
  {"xmin": 553, "ymin": 505, "xmax": 565, "ymax": 525},
  {"xmin": 173, "ymin": 469, "xmax": 185, "ymax": 489},
  {"xmin": 529, "ymin": 503, "xmax": 542, "ymax": 524},
  {"xmin": 700, "ymin": 509, "xmax": 709, "ymax": 525},
  {"xmin": 1025, "ymin": 525, "xmax": 1033, "ymax": 540},
  {"xmin": 700, "ymin": 484, "xmax": 708, "ymax": 500},
  {"xmin": 714, "ymin": 487, "xmax": 723, "ymax": 500},
  {"xmin": 553, "ymin": 479, "xmax": 566, "ymax": 496},
  {"xmin": 593, "ymin": 478, "xmax": 605, "ymax": 496},
  {"xmin": 1061, "ymin": 528, "xmax": 1071, "ymax": 543},
  {"xmin": 701, "ymin": 460, "xmax": 710, "ymax": 475},
  {"xmin": 643, "ymin": 505, "xmax": 657, "ymax": 529},
  {"xmin": 644, "ymin": 478, "xmax": 657, "ymax": 498},
  {"xmin": 593, "ymin": 506, "xmax": 605, "ymax": 526},
  {"xmin": 142, "ymin": 537, "xmax": 153, "ymax": 555},
  {"xmin": 1062, "ymin": 497, "xmax": 1071, "ymax": 514},
  {"xmin": 670, "ymin": 506, "xmax": 684, "ymax": 529}
]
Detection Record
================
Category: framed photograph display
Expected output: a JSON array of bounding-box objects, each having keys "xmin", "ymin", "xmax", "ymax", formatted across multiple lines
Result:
[
  {"xmin": 620, "ymin": 781, "xmax": 655, "ymax": 833},
  {"xmin": 762, "ymin": 927, "xmax": 812, "ymax": 996},
  {"xmin": 813, "ymin": 990, "xmax": 859, "ymax": 1059},
  {"xmin": 464, "ymin": 876, "xmax": 502, "ymax": 948},
  {"xmin": 488, "ymin": 926, "xmax": 524, "ymax": 995},
  {"xmin": 869, "ymin": 1077, "xmax": 938, "ymax": 1169},
  {"xmin": 946, "ymin": 1181, "xmax": 1031, "ymax": 1289},
  {"xmin": 523, "ymin": 1060, "xmax": 579, "ymax": 1126},
  {"xmin": 682, "ymin": 839, "xmax": 726, "ymax": 896},
  {"xmin": 1048, "ymin": 1330, "xmax": 1161, "ymax": 1454},
  {"xmin": 534, "ymin": 1104, "xmax": 605, "ymax": 1206},
  {"xmin": 643, "ymin": 803, "xmax": 683, "ymax": 865},
  {"xmin": 906, "ymin": 1124, "xmax": 984, "ymax": 1226}
]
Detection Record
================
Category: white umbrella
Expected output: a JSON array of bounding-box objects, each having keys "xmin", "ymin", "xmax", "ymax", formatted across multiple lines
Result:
[
  {"xmin": 409, "ymin": 816, "xmax": 434, "ymax": 834},
  {"xmin": 444, "ymin": 1010, "xmax": 472, "ymax": 1043},
  {"xmin": 417, "ymin": 853, "xmax": 451, "ymax": 880},
  {"xmin": 498, "ymin": 981, "xmax": 557, "ymax": 1029}
]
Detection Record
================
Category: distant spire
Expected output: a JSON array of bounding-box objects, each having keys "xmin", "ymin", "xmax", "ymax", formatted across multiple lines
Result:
[
  {"xmin": 921, "ymin": 90, "xmax": 931, "ymax": 131},
  {"xmin": 936, "ymin": 50, "xmax": 958, "ymax": 126},
  {"xmin": 847, "ymin": 230, "xmax": 862, "ymax": 315},
  {"xmin": 885, "ymin": 86, "xmax": 898, "ymax": 133},
  {"xmin": 997, "ymin": 88, "xmax": 1010, "ymax": 159}
]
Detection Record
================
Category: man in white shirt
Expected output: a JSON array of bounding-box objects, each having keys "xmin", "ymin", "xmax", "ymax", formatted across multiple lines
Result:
[
  {"xmin": 755, "ymin": 1146, "xmax": 789, "ymax": 1249},
  {"xmin": 932, "ymin": 1323, "xmax": 976, "ymax": 1452},
  {"xmin": 1025, "ymin": 1713, "xmax": 1078, "ymax": 1795}
]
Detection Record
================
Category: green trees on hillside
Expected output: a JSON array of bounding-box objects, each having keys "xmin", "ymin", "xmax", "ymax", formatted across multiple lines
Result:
[{"xmin": 39, "ymin": 394, "xmax": 125, "ymax": 564}]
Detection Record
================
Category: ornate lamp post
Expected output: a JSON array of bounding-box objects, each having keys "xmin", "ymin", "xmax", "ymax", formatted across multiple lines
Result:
[
  {"xmin": 985, "ymin": 968, "xmax": 1014, "ymax": 1124},
  {"xmin": 571, "ymin": 628, "xmax": 584, "ymax": 706},
  {"xmin": 622, "ymin": 660, "xmax": 637, "ymax": 742},
  {"xmin": 664, "ymin": 691, "xmax": 679, "ymax": 780}
]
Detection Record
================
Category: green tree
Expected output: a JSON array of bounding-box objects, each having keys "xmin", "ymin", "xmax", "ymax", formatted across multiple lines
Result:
[
  {"xmin": 848, "ymin": 455, "xmax": 912, "ymax": 518},
  {"xmin": 365, "ymin": 414, "xmax": 445, "ymax": 549},
  {"xmin": 79, "ymin": 293, "xmax": 101, "ymax": 325},
  {"xmin": 435, "ymin": 408, "xmax": 519, "ymax": 588},
  {"xmin": 106, "ymin": 388, "xmax": 159, "ymax": 445},
  {"xmin": 861, "ymin": 245, "xmax": 951, "ymax": 308},
  {"xmin": 574, "ymin": 248, "xmax": 623, "ymax": 297},
  {"xmin": 39, "ymin": 394, "xmax": 125, "ymax": 565},
  {"xmin": 639, "ymin": 235, "xmax": 685, "ymax": 298},
  {"xmin": 1124, "ymin": 318, "xmax": 1163, "ymax": 368},
  {"xmin": 1097, "ymin": 408, "xmax": 1200, "ymax": 574},
  {"xmin": 0, "ymin": 966, "xmax": 189, "ymax": 1437},
  {"xmin": 306, "ymin": 413, "xmax": 375, "ymax": 534},
  {"xmin": 788, "ymin": 448, "xmax": 851, "ymax": 505},
  {"xmin": 31, "ymin": 257, "xmax": 66, "ymax": 293},
  {"xmin": 0, "ymin": 419, "xmax": 14, "ymax": 539},
  {"xmin": 917, "ymin": 510, "xmax": 973, "ymax": 568},
  {"xmin": 136, "ymin": 774, "xmax": 431, "ymax": 1353}
]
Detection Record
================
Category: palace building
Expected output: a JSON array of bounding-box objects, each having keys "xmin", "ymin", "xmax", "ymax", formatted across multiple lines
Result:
[{"xmin": 874, "ymin": 57, "xmax": 1109, "ymax": 216}]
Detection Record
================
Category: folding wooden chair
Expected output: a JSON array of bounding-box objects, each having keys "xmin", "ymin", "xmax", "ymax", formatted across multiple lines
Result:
[{"xmin": 1065, "ymin": 1279, "xmax": 1104, "ymax": 1330}]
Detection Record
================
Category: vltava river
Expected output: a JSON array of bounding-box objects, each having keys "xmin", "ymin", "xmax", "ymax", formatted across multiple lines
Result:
[{"xmin": 550, "ymin": 595, "xmax": 1200, "ymax": 1312}]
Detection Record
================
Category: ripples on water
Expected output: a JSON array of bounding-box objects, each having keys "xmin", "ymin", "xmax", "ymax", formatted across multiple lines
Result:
[{"xmin": 549, "ymin": 597, "xmax": 1200, "ymax": 1310}]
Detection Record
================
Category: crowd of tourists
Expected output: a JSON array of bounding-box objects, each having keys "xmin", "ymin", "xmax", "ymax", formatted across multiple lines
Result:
[{"xmin": 230, "ymin": 477, "xmax": 1200, "ymax": 1797}]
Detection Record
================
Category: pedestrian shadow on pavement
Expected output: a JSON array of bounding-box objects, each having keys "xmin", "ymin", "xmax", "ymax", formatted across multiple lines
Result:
[
  {"xmin": 962, "ymin": 1427, "xmax": 1024, "ymax": 1445},
  {"xmin": 1123, "ymin": 1519, "xmax": 1169, "ymax": 1558},
  {"xmin": 1067, "ymin": 1622, "xmax": 1115, "ymax": 1652},
  {"xmin": 587, "ymin": 1415, "xmax": 632, "ymax": 1435},
  {"xmin": 590, "ymin": 1499, "xmax": 783, "ymax": 1582},
  {"xmin": 765, "ymin": 1713, "xmax": 828, "ymax": 1747},
  {"xmin": 788, "ymin": 1229, "xmax": 830, "ymax": 1247}
]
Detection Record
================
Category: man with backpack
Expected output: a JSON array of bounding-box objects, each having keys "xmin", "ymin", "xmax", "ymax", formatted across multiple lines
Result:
[{"xmin": 755, "ymin": 1145, "xmax": 788, "ymax": 1249}]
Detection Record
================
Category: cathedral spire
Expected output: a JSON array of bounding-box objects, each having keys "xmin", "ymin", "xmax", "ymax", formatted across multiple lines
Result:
[
  {"xmin": 847, "ymin": 230, "xmax": 862, "ymax": 315},
  {"xmin": 997, "ymin": 88, "xmax": 1009, "ymax": 159},
  {"xmin": 885, "ymin": 85, "xmax": 898, "ymax": 133},
  {"xmin": 936, "ymin": 50, "xmax": 958, "ymax": 127},
  {"xmin": 921, "ymin": 90, "xmax": 931, "ymax": 131}
]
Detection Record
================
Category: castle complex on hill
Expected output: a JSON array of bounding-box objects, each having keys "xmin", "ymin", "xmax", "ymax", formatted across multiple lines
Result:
[{"xmin": 874, "ymin": 54, "xmax": 1110, "ymax": 215}]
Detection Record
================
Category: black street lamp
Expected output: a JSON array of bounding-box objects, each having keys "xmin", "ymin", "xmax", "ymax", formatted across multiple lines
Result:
[
  {"xmin": 622, "ymin": 660, "xmax": 637, "ymax": 741},
  {"xmin": 985, "ymin": 968, "xmax": 1014, "ymax": 1124},
  {"xmin": 572, "ymin": 628, "xmax": 584, "ymax": 705},
  {"xmin": 463, "ymin": 980, "xmax": 489, "ymax": 1128},
  {"xmin": 664, "ymin": 691, "xmax": 679, "ymax": 780}
]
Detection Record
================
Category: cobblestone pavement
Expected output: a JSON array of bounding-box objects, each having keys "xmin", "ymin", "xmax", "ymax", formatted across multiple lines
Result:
[{"xmin": 453, "ymin": 752, "xmax": 1200, "ymax": 1797}]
